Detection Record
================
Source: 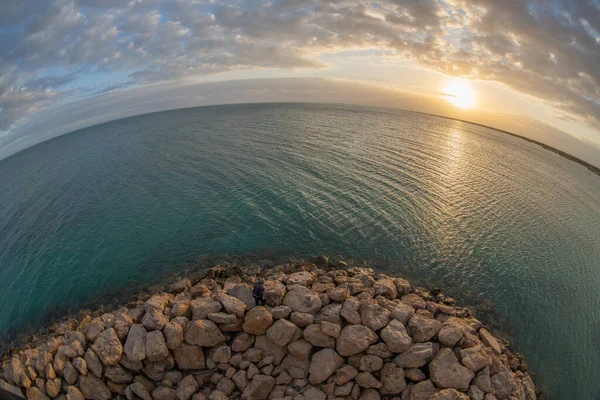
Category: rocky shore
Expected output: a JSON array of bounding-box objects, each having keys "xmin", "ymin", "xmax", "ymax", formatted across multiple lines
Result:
[{"xmin": 1, "ymin": 258, "xmax": 538, "ymax": 400}]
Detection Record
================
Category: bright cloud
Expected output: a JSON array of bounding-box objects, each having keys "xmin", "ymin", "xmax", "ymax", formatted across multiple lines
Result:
[{"xmin": 0, "ymin": 0, "xmax": 599, "ymax": 152}]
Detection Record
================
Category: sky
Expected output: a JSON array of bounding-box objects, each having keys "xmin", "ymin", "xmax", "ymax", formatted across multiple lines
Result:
[{"xmin": 1, "ymin": 0, "xmax": 600, "ymax": 166}]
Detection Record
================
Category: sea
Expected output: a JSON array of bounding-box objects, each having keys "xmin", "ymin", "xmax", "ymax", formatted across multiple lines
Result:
[{"xmin": 0, "ymin": 103, "xmax": 599, "ymax": 399}]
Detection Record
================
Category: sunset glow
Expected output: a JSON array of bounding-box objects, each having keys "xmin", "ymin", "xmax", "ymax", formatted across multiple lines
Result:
[{"xmin": 445, "ymin": 80, "xmax": 476, "ymax": 108}]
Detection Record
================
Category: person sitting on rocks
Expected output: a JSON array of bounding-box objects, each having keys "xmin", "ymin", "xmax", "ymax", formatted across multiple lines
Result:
[{"xmin": 252, "ymin": 278, "xmax": 265, "ymax": 306}]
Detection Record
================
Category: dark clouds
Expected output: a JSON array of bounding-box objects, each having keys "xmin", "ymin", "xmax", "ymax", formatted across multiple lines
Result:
[{"xmin": 0, "ymin": 0, "xmax": 599, "ymax": 132}]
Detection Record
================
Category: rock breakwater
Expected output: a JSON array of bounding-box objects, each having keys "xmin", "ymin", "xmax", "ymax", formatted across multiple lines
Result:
[{"xmin": 0, "ymin": 258, "xmax": 538, "ymax": 400}]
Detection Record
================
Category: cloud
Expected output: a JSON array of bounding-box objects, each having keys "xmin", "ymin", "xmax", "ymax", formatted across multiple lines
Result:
[{"xmin": 0, "ymin": 0, "xmax": 599, "ymax": 137}]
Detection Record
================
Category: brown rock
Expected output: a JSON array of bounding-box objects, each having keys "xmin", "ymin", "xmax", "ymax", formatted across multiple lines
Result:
[
  {"xmin": 282, "ymin": 286, "xmax": 322, "ymax": 314},
  {"xmin": 26, "ymin": 387, "xmax": 50, "ymax": 400},
  {"xmin": 340, "ymin": 297, "xmax": 361, "ymax": 325},
  {"xmin": 360, "ymin": 303, "xmax": 390, "ymax": 331},
  {"xmin": 355, "ymin": 372, "xmax": 381, "ymax": 389},
  {"xmin": 438, "ymin": 322, "xmax": 463, "ymax": 348},
  {"xmin": 284, "ymin": 272, "xmax": 316, "ymax": 286},
  {"xmin": 359, "ymin": 355, "xmax": 383, "ymax": 372},
  {"xmin": 302, "ymin": 324, "xmax": 335, "ymax": 348},
  {"xmin": 105, "ymin": 365, "xmax": 133, "ymax": 383},
  {"xmin": 380, "ymin": 363, "xmax": 406, "ymax": 395},
  {"xmin": 337, "ymin": 325, "xmax": 377, "ymax": 356},
  {"xmin": 173, "ymin": 344, "xmax": 205, "ymax": 369},
  {"xmin": 62, "ymin": 362, "xmax": 78, "ymax": 385},
  {"xmin": 382, "ymin": 300, "xmax": 414, "ymax": 325},
  {"xmin": 123, "ymin": 324, "xmax": 147, "ymax": 362},
  {"xmin": 130, "ymin": 381, "xmax": 153, "ymax": 400},
  {"xmin": 266, "ymin": 319, "xmax": 303, "ymax": 347},
  {"xmin": 242, "ymin": 375, "xmax": 275, "ymax": 400},
  {"xmin": 45, "ymin": 377, "xmax": 61, "ymax": 397},
  {"xmin": 176, "ymin": 375, "xmax": 198, "ymax": 400},
  {"xmin": 429, "ymin": 348, "xmax": 474, "ymax": 392},
  {"xmin": 66, "ymin": 386, "xmax": 85, "ymax": 400},
  {"xmin": 381, "ymin": 319, "xmax": 413, "ymax": 353},
  {"xmin": 216, "ymin": 292, "xmax": 247, "ymax": 318},
  {"xmin": 491, "ymin": 371, "xmax": 518, "ymax": 399},
  {"xmin": 270, "ymin": 306, "xmax": 293, "ymax": 320},
  {"xmin": 472, "ymin": 367, "xmax": 492, "ymax": 393},
  {"xmin": 242, "ymin": 307, "xmax": 273, "ymax": 335},
  {"xmin": 141, "ymin": 309, "xmax": 169, "ymax": 331},
  {"xmin": 146, "ymin": 330, "xmax": 169, "ymax": 362},
  {"xmin": 479, "ymin": 329, "xmax": 502, "ymax": 356},
  {"xmin": 163, "ymin": 322, "xmax": 184, "ymax": 349},
  {"xmin": 308, "ymin": 349, "xmax": 344, "ymax": 384},
  {"xmin": 185, "ymin": 320, "xmax": 225, "ymax": 347},
  {"xmin": 404, "ymin": 368, "xmax": 426, "ymax": 382},
  {"xmin": 84, "ymin": 349, "xmax": 103, "ymax": 379},
  {"xmin": 232, "ymin": 332, "xmax": 255, "ymax": 352},
  {"xmin": 358, "ymin": 388, "xmax": 380, "ymax": 400},
  {"xmin": 407, "ymin": 315, "xmax": 441, "ymax": 343},
  {"xmin": 78, "ymin": 375, "xmax": 111, "ymax": 400},
  {"xmin": 460, "ymin": 345, "xmax": 492, "ymax": 373},
  {"xmin": 406, "ymin": 379, "xmax": 439, "ymax": 400},
  {"xmin": 190, "ymin": 298, "xmax": 222, "ymax": 320},
  {"xmin": 91, "ymin": 328, "xmax": 122, "ymax": 366},
  {"xmin": 152, "ymin": 386, "xmax": 178, "ymax": 400},
  {"xmin": 263, "ymin": 281, "xmax": 287, "ymax": 307},
  {"xmin": 290, "ymin": 312, "xmax": 314, "ymax": 328},
  {"xmin": 72, "ymin": 358, "xmax": 87, "ymax": 376},
  {"xmin": 429, "ymin": 389, "xmax": 469, "ymax": 399},
  {"xmin": 333, "ymin": 365, "xmax": 358, "ymax": 385},
  {"xmin": 320, "ymin": 321, "xmax": 341, "ymax": 338},
  {"xmin": 287, "ymin": 339, "xmax": 312, "ymax": 361}
]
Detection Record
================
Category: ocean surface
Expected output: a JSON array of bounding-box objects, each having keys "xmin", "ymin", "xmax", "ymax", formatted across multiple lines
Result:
[{"xmin": 0, "ymin": 103, "xmax": 599, "ymax": 398}]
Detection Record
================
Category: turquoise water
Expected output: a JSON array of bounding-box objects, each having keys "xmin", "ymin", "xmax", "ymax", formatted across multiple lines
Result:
[{"xmin": 0, "ymin": 103, "xmax": 599, "ymax": 398}]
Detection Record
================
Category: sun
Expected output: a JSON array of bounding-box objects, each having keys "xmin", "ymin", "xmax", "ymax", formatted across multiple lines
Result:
[{"xmin": 444, "ymin": 80, "xmax": 476, "ymax": 108}]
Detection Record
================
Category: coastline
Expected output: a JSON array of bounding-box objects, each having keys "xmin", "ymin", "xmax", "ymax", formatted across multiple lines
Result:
[{"xmin": 0, "ymin": 257, "xmax": 539, "ymax": 400}]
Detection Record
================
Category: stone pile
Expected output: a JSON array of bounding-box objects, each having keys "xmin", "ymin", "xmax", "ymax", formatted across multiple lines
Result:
[{"xmin": 0, "ymin": 259, "xmax": 538, "ymax": 400}]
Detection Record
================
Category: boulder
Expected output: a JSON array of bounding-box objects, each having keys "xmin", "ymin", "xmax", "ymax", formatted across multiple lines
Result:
[
  {"xmin": 406, "ymin": 379, "xmax": 439, "ymax": 400},
  {"xmin": 303, "ymin": 324, "xmax": 335, "ymax": 348},
  {"xmin": 373, "ymin": 278, "xmax": 398, "ymax": 299},
  {"xmin": 66, "ymin": 386, "xmax": 85, "ymax": 400},
  {"xmin": 62, "ymin": 362, "xmax": 78, "ymax": 385},
  {"xmin": 460, "ymin": 345, "xmax": 492, "ymax": 373},
  {"xmin": 78, "ymin": 375, "xmax": 111, "ymax": 400},
  {"xmin": 254, "ymin": 335, "xmax": 288, "ymax": 365},
  {"xmin": 216, "ymin": 292, "xmax": 247, "ymax": 318},
  {"xmin": 152, "ymin": 386, "xmax": 178, "ymax": 400},
  {"xmin": 185, "ymin": 320, "xmax": 226, "ymax": 347},
  {"xmin": 472, "ymin": 367, "xmax": 492, "ymax": 393},
  {"xmin": 163, "ymin": 322, "xmax": 184, "ymax": 350},
  {"xmin": 337, "ymin": 325, "xmax": 377, "ymax": 356},
  {"xmin": 211, "ymin": 345, "xmax": 232, "ymax": 364},
  {"xmin": 479, "ymin": 329, "xmax": 502, "ymax": 356},
  {"xmin": 266, "ymin": 319, "xmax": 303, "ymax": 347},
  {"xmin": 379, "ymin": 363, "xmax": 406, "ymax": 394},
  {"xmin": 26, "ymin": 388, "xmax": 50, "ymax": 400},
  {"xmin": 145, "ymin": 331, "xmax": 169, "ymax": 362},
  {"xmin": 84, "ymin": 349, "xmax": 103, "ymax": 379},
  {"xmin": 242, "ymin": 307, "xmax": 274, "ymax": 335},
  {"xmin": 340, "ymin": 297, "xmax": 361, "ymax": 325},
  {"xmin": 190, "ymin": 298, "xmax": 223, "ymax": 320},
  {"xmin": 227, "ymin": 284, "xmax": 255, "ymax": 309},
  {"xmin": 173, "ymin": 344, "xmax": 205, "ymax": 370},
  {"xmin": 491, "ymin": 371, "xmax": 518, "ymax": 399},
  {"xmin": 429, "ymin": 389, "xmax": 470, "ymax": 399},
  {"xmin": 103, "ymin": 366, "xmax": 131, "ymax": 386},
  {"xmin": 124, "ymin": 324, "xmax": 147, "ymax": 362},
  {"xmin": 438, "ymin": 322, "xmax": 463, "ymax": 348},
  {"xmin": 360, "ymin": 304, "xmax": 390, "ymax": 331},
  {"xmin": 287, "ymin": 339, "xmax": 312, "ymax": 361},
  {"xmin": 358, "ymin": 388, "xmax": 381, "ymax": 400},
  {"xmin": 308, "ymin": 349, "xmax": 344, "ymax": 384},
  {"xmin": 320, "ymin": 321, "xmax": 341, "ymax": 338},
  {"xmin": 290, "ymin": 312, "xmax": 314, "ymax": 328},
  {"xmin": 141, "ymin": 309, "xmax": 169, "ymax": 331},
  {"xmin": 232, "ymin": 332, "xmax": 255, "ymax": 352},
  {"xmin": 176, "ymin": 375, "xmax": 198, "ymax": 400},
  {"xmin": 359, "ymin": 355, "xmax": 383, "ymax": 372},
  {"xmin": 270, "ymin": 306, "xmax": 293, "ymax": 320},
  {"xmin": 405, "ymin": 368, "xmax": 426, "ymax": 382},
  {"xmin": 263, "ymin": 281, "xmax": 287, "ymax": 306},
  {"xmin": 382, "ymin": 300, "xmax": 414, "ymax": 325},
  {"xmin": 242, "ymin": 375, "xmax": 275, "ymax": 400},
  {"xmin": 355, "ymin": 372, "xmax": 381, "ymax": 389},
  {"xmin": 91, "ymin": 328, "xmax": 123, "ymax": 366},
  {"xmin": 408, "ymin": 315, "xmax": 441, "ymax": 343},
  {"xmin": 130, "ymin": 381, "xmax": 153, "ymax": 400},
  {"xmin": 381, "ymin": 319, "xmax": 413, "ymax": 353},
  {"xmin": 284, "ymin": 272, "xmax": 316, "ymax": 286},
  {"xmin": 393, "ymin": 278, "xmax": 412, "ymax": 295},
  {"xmin": 429, "ymin": 348, "xmax": 474, "ymax": 392},
  {"xmin": 333, "ymin": 365, "xmax": 358, "ymax": 385},
  {"xmin": 282, "ymin": 286, "xmax": 322, "ymax": 314}
]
